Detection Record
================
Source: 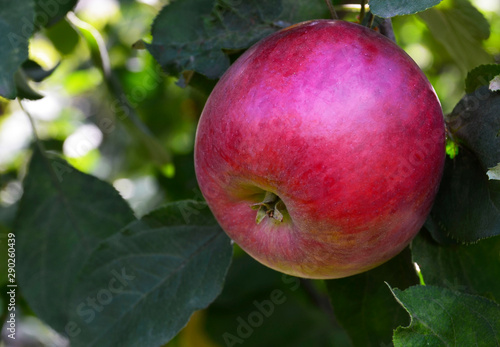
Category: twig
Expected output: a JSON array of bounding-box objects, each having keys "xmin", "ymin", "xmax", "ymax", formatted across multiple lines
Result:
[
  {"xmin": 66, "ymin": 12, "xmax": 170, "ymax": 165},
  {"xmin": 359, "ymin": 0, "xmax": 367, "ymax": 22},
  {"xmin": 66, "ymin": 12, "xmax": 111, "ymax": 79},
  {"xmin": 19, "ymin": 100, "xmax": 43, "ymax": 153},
  {"xmin": 324, "ymin": 0, "xmax": 339, "ymax": 20}
]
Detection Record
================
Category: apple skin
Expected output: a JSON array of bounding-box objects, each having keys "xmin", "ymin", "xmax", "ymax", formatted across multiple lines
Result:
[{"xmin": 194, "ymin": 20, "xmax": 445, "ymax": 279}]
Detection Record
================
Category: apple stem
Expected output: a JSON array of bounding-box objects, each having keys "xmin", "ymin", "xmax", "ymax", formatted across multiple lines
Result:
[{"xmin": 251, "ymin": 191, "xmax": 286, "ymax": 224}]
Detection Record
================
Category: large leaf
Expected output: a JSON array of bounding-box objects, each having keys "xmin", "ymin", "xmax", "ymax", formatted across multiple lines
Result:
[
  {"xmin": 370, "ymin": 0, "xmax": 443, "ymax": 18},
  {"xmin": 68, "ymin": 200, "xmax": 233, "ymax": 347},
  {"xmin": 204, "ymin": 253, "xmax": 350, "ymax": 346},
  {"xmin": 15, "ymin": 147, "xmax": 136, "ymax": 333},
  {"xmin": 391, "ymin": 285, "xmax": 500, "ymax": 346},
  {"xmin": 147, "ymin": 0, "xmax": 329, "ymax": 81},
  {"xmin": 446, "ymin": 85, "xmax": 500, "ymax": 171},
  {"xmin": 0, "ymin": 0, "xmax": 35, "ymax": 99},
  {"xmin": 427, "ymin": 149, "xmax": 500, "ymax": 243},
  {"xmin": 147, "ymin": 0, "xmax": 281, "ymax": 80},
  {"xmin": 418, "ymin": 0, "xmax": 492, "ymax": 74},
  {"xmin": 326, "ymin": 248, "xmax": 419, "ymax": 347},
  {"xmin": 412, "ymin": 231, "xmax": 500, "ymax": 303}
]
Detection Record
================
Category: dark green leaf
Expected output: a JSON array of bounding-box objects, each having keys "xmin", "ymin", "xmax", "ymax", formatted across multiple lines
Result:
[
  {"xmin": 22, "ymin": 59, "xmax": 60, "ymax": 82},
  {"xmin": 465, "ymin": 64, "xmax": 500, "ymax": 94},
  {"xmin": 147, "ymin": 0, "xmax": 282, "ymax": 80},
  {"xmin": 412, "ymin": 231, "xmax": 500, "ymax": 303},
  {"xmin": 205, "ymin": 254, "xmax": 350, "ymax": 346},
  {"xmin": 0, "ymin": 0, "xmax": 35, "ymax": 99},
  {"xmin": 15, "ymin": 147, "xmax": 136, "ymax": 333},
  {"xmin": 418, "ymin": 0, "xmax": 492, "ymax": 74},
  {"xmin": 391, "ymin": 285, "xmax": 500, "ymax": 346},
  {"xmin": 370, "ymin": 0, "xmax": 443, "ymax": 18},
  {"xmin": 427, "ymin": 149, "xmax": 500, "ymax": 243},
  {"xmin": 14, "ymin": 69, "xmax": 44, "ymax": 100},
  {"xmin": 68, "ymin": 200, "xmax": 233, "ymax": 347},
  {"xmin": 34, "ymin": 0, "xmax": 79, "ymax": 28},
  {"xmin": 446, "ymin": 85, "xmax": 500, "ymax": 171},
  {"xmin": 147, "ymin": 0, "xmax": 331, "ymax": 81},
  {"xmin": 326, "ymin": 248, "xmax": 419, "ymax": 347}
]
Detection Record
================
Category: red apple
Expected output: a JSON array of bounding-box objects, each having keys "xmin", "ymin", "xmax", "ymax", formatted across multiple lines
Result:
[{"xmin": 194, "ymin": 20, "xmax": 445, "ymax": 279}]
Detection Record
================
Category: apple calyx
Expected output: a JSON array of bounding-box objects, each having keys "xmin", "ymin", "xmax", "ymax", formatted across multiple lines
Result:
[{"xmin": 251, "ymin": 191, "xmax": 286, "ymax": 224}]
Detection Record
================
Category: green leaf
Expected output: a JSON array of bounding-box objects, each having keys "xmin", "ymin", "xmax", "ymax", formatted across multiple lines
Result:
[
  {"xmin": 68, "ymin": 200, "xmax": 233, "ymax": 347},
  {"xmin": 418, "ymin": 0, "xmax": 492, "ymax": 74},
  {"xmin": 427, "ymin": 86, "xmax": 500, "ymax": 242},
  {"xmin": 22, "ymin": 59, "xmax": 60, "ymax": 82},
  {"xmin": 147, "ymin": 0, "xmax": 282, "ymax": 80},
  {"xmin": 391, "ymin": 285, "xmax": 500, "ymax": 346},
  {"xmin": 446, "ymin": 86, "xmax": 500, "ymax": 171},
  {"xmin": 465, "ymin": 64, "xmax": 500, "ymax": 94},
  {"xmin": 34, "ymin": 0, "xmax": 79, "ymax": 28},
  {"xmin": 412, "ymin": 231, "xmax": 500, "ymax": 303},
  {"xmin": 15, "ymin": 147, "xmax": 136, "ymax": 333},
  {"xmin": 205, "ymin": 254, "xmax": 350, "ymax": 346},
  {"xmin": 370, "ymin": 0, "xmax": 443, "ymax": 18},
  {"xmin": 326, "ymin": 248, "xmax": 419, "ymax": 347},
  {"xmin": 14, "ymin": 69, "xmax": 44, "ymax": 100},
  {"xmin": 427, "ymin": 150, "xmax": 500, "ymax": 243},
  {"xmin": 146, "ymin": 0, "xmax": 329, "ymax": 82},
  {"xmin": 0, "ymin": 0, "xmax": 35, "ymax": 99}
]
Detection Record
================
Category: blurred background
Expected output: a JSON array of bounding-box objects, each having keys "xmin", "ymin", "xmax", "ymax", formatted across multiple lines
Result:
[{"xmin": 0, "ymin": 0, "xmax": 499, "ymax": 345}]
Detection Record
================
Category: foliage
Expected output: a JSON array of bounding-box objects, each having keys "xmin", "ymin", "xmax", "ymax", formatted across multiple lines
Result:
[
  {"xmin": 391, "ymin": 285, "xmax": 500, "ymax": 346},
  {"xmin": 0, "ymin": 0, "xmax": 499, "ymax": 346}
]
